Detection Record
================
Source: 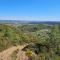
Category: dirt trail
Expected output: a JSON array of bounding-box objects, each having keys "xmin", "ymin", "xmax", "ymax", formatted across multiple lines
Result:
[
  {"xmin": 16, "ymin": 45, "xmax": 28, "ymax": 60},
  {"xmin": 0, "ymin": 44, "xmax": 28, "ymax": 60}
]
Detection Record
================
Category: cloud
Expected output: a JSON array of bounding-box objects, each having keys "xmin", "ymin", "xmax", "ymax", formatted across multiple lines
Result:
[{"xmin": 0, "ymin": 16, "xmax": 60, "ymax": 21}]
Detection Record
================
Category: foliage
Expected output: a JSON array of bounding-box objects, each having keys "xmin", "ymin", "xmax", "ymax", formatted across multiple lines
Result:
[{"xmin": 0, "ymin": 24, "xmax": 60, "ymax": 60}]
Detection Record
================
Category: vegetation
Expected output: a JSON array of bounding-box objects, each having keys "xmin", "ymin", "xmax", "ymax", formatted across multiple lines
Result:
[{"xmin": 0, "ymin": 24, "xmax": 60, "ymax": 60}]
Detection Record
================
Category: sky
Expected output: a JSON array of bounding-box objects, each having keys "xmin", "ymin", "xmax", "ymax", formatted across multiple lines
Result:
[{"xmin": 0, "ymin": 0, "xmax": 60, "ymax": 21}]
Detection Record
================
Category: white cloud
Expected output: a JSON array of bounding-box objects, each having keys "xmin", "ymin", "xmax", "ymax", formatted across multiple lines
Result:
[{"xmin": 0, "ymin": 16, "xmax": 60, "ymax": 21}]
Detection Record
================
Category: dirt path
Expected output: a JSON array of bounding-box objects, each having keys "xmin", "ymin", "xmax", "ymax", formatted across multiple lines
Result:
[
  {"xmin": 16, "ymin": 45, "xmax": 28, "ymax": 60},
  {"xmin": 0, "ymin": 44, "xmax": 28, "ymax": 60}
]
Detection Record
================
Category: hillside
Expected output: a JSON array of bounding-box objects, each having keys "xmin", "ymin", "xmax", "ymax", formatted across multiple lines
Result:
[{"xmin": 0, "ymin": 24, "xmax": 60, "ymax": 60}]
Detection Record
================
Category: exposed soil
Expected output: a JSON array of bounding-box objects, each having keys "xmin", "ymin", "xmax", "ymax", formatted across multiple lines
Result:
[{"xmin": 0, "ymin": 44, "xmax": 28, "ymax": 60}]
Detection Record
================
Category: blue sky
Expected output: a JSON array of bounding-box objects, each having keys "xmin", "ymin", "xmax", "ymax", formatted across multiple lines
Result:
[{"xmin": 0, "ymin": 0, "xmax": 60, "ymax": 21}]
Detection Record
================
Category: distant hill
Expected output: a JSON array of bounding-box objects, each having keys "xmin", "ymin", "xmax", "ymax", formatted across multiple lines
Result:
[
  {"xmin": 0, "ymin": 20, "xmax": 60, "ymax": 24},
  {"xmin": 29, "ymin": 21, "xmax": 60, "ymax": 25},
  {"xmin": 0, "ymin": 20, "xmax": 29, "ymax": 24}
]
